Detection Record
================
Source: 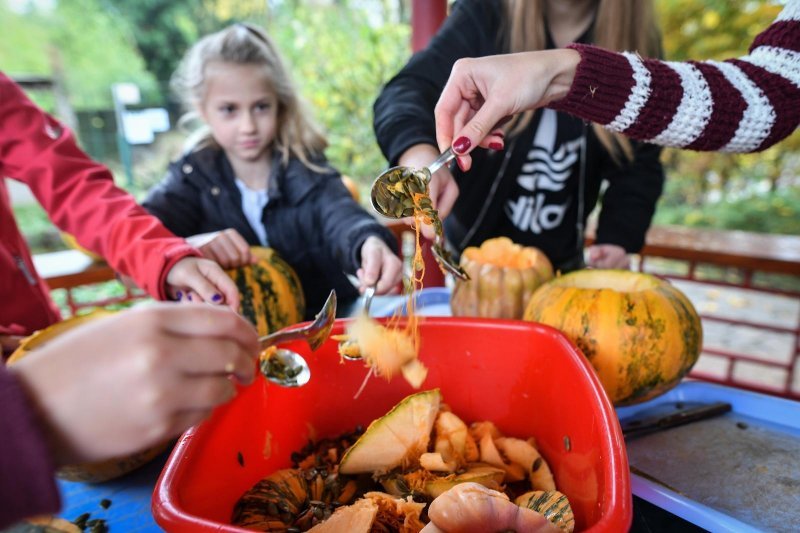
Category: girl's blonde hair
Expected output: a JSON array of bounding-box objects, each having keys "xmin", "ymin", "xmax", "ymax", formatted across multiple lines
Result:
[
  {"xmin": 172, "ymin": 23, "xmax": 328, "ymax": 171},
  {"xmin": 501, "ymin": 0, "xmax": 662, "ymax": 162}
]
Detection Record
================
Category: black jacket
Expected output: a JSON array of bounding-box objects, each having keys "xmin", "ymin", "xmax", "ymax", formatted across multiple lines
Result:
[
  {"xmin": 143, "ymin": 147, "xmax": 397, "ymax": 318},
  {"xmin": 373, "ymin": 0, "xmax": 664, "ymax": 271}
]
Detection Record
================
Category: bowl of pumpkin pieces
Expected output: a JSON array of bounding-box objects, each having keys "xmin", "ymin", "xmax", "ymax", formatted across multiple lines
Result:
[{"xmin": 152, "ymin": 317, "xmax": 631, "ymax": 532}]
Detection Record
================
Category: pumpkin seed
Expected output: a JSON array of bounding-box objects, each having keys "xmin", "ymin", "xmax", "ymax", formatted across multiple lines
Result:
[{"xmin": 237, "ymin": 451, "xmax": 245, "ymax": 467}]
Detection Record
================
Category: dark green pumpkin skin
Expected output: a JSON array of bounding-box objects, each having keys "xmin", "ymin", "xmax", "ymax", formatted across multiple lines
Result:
[{"xmin": 228, "ymin": 247, "xmax": 305, "ymax": 337}]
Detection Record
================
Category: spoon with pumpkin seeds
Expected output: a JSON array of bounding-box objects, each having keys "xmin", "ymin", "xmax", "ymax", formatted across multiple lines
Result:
[
  {"xmin": 257, "ymin": 289, "xmax": 336, "ymax": 387},
  {"xmin": 369, "ymin": 148, "xmax": 468, "ymax": 280}
]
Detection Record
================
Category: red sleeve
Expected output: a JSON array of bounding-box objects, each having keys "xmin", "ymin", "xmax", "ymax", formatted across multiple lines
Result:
[{"xmin": 0, "ymin": 72, "xmax": 199, "ymax": 300}]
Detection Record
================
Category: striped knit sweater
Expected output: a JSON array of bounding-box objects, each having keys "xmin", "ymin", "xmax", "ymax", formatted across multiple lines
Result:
[{"xmin": 550, "ymin": 0, "xmax": 800, "ymax": 153}]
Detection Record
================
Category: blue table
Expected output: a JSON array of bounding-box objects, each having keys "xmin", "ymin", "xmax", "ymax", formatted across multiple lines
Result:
[{"xmin": 57, "ymin": 450, "xmax": 169, "ymax": 531}]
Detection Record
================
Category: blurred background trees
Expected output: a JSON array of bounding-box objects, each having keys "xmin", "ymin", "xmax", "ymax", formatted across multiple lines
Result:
[{"xmin": 3, "ymin": 0, "xmax": 798, "ymax": 254}]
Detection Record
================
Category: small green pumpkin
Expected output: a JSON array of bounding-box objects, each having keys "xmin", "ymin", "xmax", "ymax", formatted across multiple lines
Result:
[{"xmin": 227, "ymin": 247, "xmax": 305, "ymax": 337}]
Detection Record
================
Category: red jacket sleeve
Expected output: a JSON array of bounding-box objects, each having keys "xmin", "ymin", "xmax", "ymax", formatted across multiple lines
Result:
[{"xmin": 0, "ymin": 72, "xmax": 199, "ymax": 300}]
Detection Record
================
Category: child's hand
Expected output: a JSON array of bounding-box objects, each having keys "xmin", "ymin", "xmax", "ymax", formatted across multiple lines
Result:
[
  {"xmin": 8, "ymin": 303, "xmax": 259, "ymax": 466},
  {"xmin": 586, "ymin": 244, "xmax": 630, "ymax": 269},
  {"xmin": 166, "ymin": 256, "xmax": 241, "ymax": 310},
  {"xmin": 186, "ymin": 229, "xmax": 255, "ymax": 269},
  {"xmin": 358, "ymin": 236, "xmax": 402, "ymax": 294}
]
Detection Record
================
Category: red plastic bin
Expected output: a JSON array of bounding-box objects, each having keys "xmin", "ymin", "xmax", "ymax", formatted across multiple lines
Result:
[{"xmin": 153, "ymin": 317, "xmax": 631, "ymax": 532}]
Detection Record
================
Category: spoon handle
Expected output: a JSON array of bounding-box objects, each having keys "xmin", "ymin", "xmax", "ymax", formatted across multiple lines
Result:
[
  {"xmin": 259, "ymin": 328, "xmax": 307, "ymax": 349},
  {"xmin": 425, "ymin": 147, "xmax": 456, "ymax": 178}
]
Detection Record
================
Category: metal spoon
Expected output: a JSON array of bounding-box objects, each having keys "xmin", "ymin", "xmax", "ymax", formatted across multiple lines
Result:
[
  {"xmin": 336, "ymin": 283, "xmax": 377, "ymax": 362},
  {"xmin": 431, "ymin": 234, "xmax": 469, "ymax": 280},
  {"xmin": 258, "ymin": 290, "xmax": 336, "ymax": 387},
  {"xmin": 370, "ymin": 147, "xmax": 455, "ymax": 219},
  {"xmin": 258, "ymin": 289, "xmax": 336, "ymax": 351}
]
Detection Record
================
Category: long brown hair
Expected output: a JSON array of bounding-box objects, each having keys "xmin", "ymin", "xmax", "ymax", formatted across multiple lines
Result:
[
  {"xmin": 502, "ymin": 0, "xmax": 661, "ymax": 162},
  {"xmin": 172, "ymin": 23, "xmax": 328, "ymax": 172}
]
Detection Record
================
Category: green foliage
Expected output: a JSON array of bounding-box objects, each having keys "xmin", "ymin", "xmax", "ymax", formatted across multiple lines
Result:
[
  {"xmin": 1, "ymin": 0, "xmax": 157, "ymax": 110},
  {"xmin": 260, "ymin": 4, "xmax": 410, "ymax": 185},
  {"xmin": 655, "ymin": 187, "xmax": 800, "ymax": 235}
]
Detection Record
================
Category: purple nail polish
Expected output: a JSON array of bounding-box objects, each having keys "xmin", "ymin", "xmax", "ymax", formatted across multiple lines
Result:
[
  {"xmin": 453, "ymin": 136, "xmax": 472, "ymax": 155},
  {"xmin": 187, "ymin": 293, "xmax": 193, "ymax": 301},
  {"xmin": 175, "ymin": 290, "xmax": 183, "ymax": 300},
  {"xmin": 212, "ymin": 293, "xmax": 223, "ymax": 303}
]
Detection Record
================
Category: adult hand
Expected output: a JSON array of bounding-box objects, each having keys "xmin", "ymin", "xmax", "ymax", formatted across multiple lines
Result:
[
  {"xmin": 187, "ymin": 229, "xmax": 255, "ymax": 269},
  {"xmin": 358, "ymin": 236, "xmax": 402, "ymax": 295},
  {"xmin": 166, "ymin": 256, "xmax": 240, "ymax": 310},
  {"xmin": 397, "ymin": 144, "xmax": 459, "ymax": 240},
  {"xmin": 435, "ymin": 49, "xmax": 580, "ymax": 171},
  {"xmin": 586, "ymin": 244, "xmax": 631, "ymax": 269},
  {"xmin": 8, "ymin": 303, "xmax": 259, "ymax": 466}
]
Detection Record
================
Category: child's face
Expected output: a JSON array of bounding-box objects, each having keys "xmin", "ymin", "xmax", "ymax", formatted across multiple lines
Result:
[{"xmin": 200, "ymin": 61, "xmax": 278, "ymax": 164}]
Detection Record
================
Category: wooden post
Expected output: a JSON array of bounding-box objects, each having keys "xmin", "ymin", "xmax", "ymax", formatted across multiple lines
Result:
[{"xmin": 411, "ymin": 0, "xmax": 447, "ymax": 52}]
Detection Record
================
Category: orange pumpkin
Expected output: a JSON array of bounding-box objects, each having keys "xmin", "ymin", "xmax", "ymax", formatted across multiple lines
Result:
[
  {"xmin": 523, "ymin": 270, "xmax": 702, "ymax": 406},
  {"xmin": 451, "ymin": 237, "xmax": 553, "ymax": 319},
  {"xmin": 8, "ymin": 311, "xmax": 170, "ymax": 482}
]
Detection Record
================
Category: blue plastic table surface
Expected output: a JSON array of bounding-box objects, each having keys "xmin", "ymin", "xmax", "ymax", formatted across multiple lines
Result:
[{"xmin": 57, "ymin": 450, "xmax": 168, "ymax": 531}]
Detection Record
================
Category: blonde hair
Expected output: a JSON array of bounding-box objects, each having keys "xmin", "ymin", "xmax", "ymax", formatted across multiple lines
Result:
[
  {"xmin": 502, "ymin": 0, "xmax": 661, "ymax": 162},
  {"xmin": 172, "ymin": 23, "xmax": 328, "ymax": 171}
]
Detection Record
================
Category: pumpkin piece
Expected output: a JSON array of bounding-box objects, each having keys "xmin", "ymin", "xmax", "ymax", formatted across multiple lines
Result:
[
  {"xmin": 7, "ymin": 311, "xmax": 169, "ymax": 483},
  {"xmin": 339, "ymin": 389, "xmax": 441, "ymax": 474},
  {"xmin": 516, "ymin": 490, "xmax": 575, "ymax": 533},
  {"xmin": 423, "ymin": 464, "xmax": 507, "ymax": 498},
  {"xmin": 420, "ymin": 452, "xmax": 458, "ymax": 472},
  {"xmin": 523, "ymin": 269, "xmax": 703, "ymax": 405},
  {"xmin": 343, "ymin": 314, "xmax": 428, "ymax": 389},
  {"xmin": 233, "ymin": 467, "xmax": 360, "ymax": 530},
  {"xmin": 495, "ymin": 437, "xmax": 556, "ymax": 491},
  {"xmin": 433, "ymin": 411, "xmax": 475, "ymax": 466},
  {"xmin": 363, "ymin": 492, "xmax": 426, "ymax": 532},
  {"xmin": 307, "ymin": 498, "xmax": 377, "ymax": 532},
  {"xmin": 426, "ymin": 482, "xmax": 561, "ymax": 533},
  {"xmin": 451, "ymin": 237, "xmax": 553, "ymax": 319},
  {"xmin": 469, "ymin": 421, "xmax": 502, "ymax": 441},
  {"xmin": 226, "ymin": 246, "xmax": 305, "ymax": 337}
]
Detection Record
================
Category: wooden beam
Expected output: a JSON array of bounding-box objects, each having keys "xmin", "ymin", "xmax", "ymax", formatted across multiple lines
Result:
[{"xmin": 411, "ymin": 0, "xmax": 447, "ymax": 52}]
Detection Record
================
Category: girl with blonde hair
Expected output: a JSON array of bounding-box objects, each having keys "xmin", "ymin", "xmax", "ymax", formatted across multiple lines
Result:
[
  {"xmin": 374, "ymin": 0, "xmax": 665, "ymax": 272},
  {"xmin": 145, "ymin": 23, "xmax": 401, "ymax": 315}
]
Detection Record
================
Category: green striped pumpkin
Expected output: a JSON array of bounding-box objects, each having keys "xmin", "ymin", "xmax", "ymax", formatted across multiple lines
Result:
[
  {"xmin": 515, "ymin": 490, "xmax": 575, "ymax": 532},
  {"xmin": 523, "ymin": 270, "xmax": 702, "ymax": 406},
  {"xmin": 227, "ymin": 247, "xmax": 305, "ymax": 337}
]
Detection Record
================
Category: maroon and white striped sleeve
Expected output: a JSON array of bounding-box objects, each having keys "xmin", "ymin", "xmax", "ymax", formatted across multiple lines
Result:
[{"xmin": 550, "ymin": 0, "xmax": 799, "ymax": 153}]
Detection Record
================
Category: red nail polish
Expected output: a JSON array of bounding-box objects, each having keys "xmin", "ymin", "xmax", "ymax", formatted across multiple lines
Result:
[
  {"xmin": 495, "ymin": 131, "xmax": 505, "ymax": 138},
  {"xmin": 489, "ymin": 142, "xmax": 504, "ymax": 151},
  {"xmin": 453, "ymin": 136, "xmax": 471, "ymax": 154}
]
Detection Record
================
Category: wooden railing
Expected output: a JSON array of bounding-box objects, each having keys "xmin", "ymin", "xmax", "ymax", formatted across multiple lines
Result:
[{"xmin": 35, "ymin": 225, "xmax": 800, "ymax": 399}]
